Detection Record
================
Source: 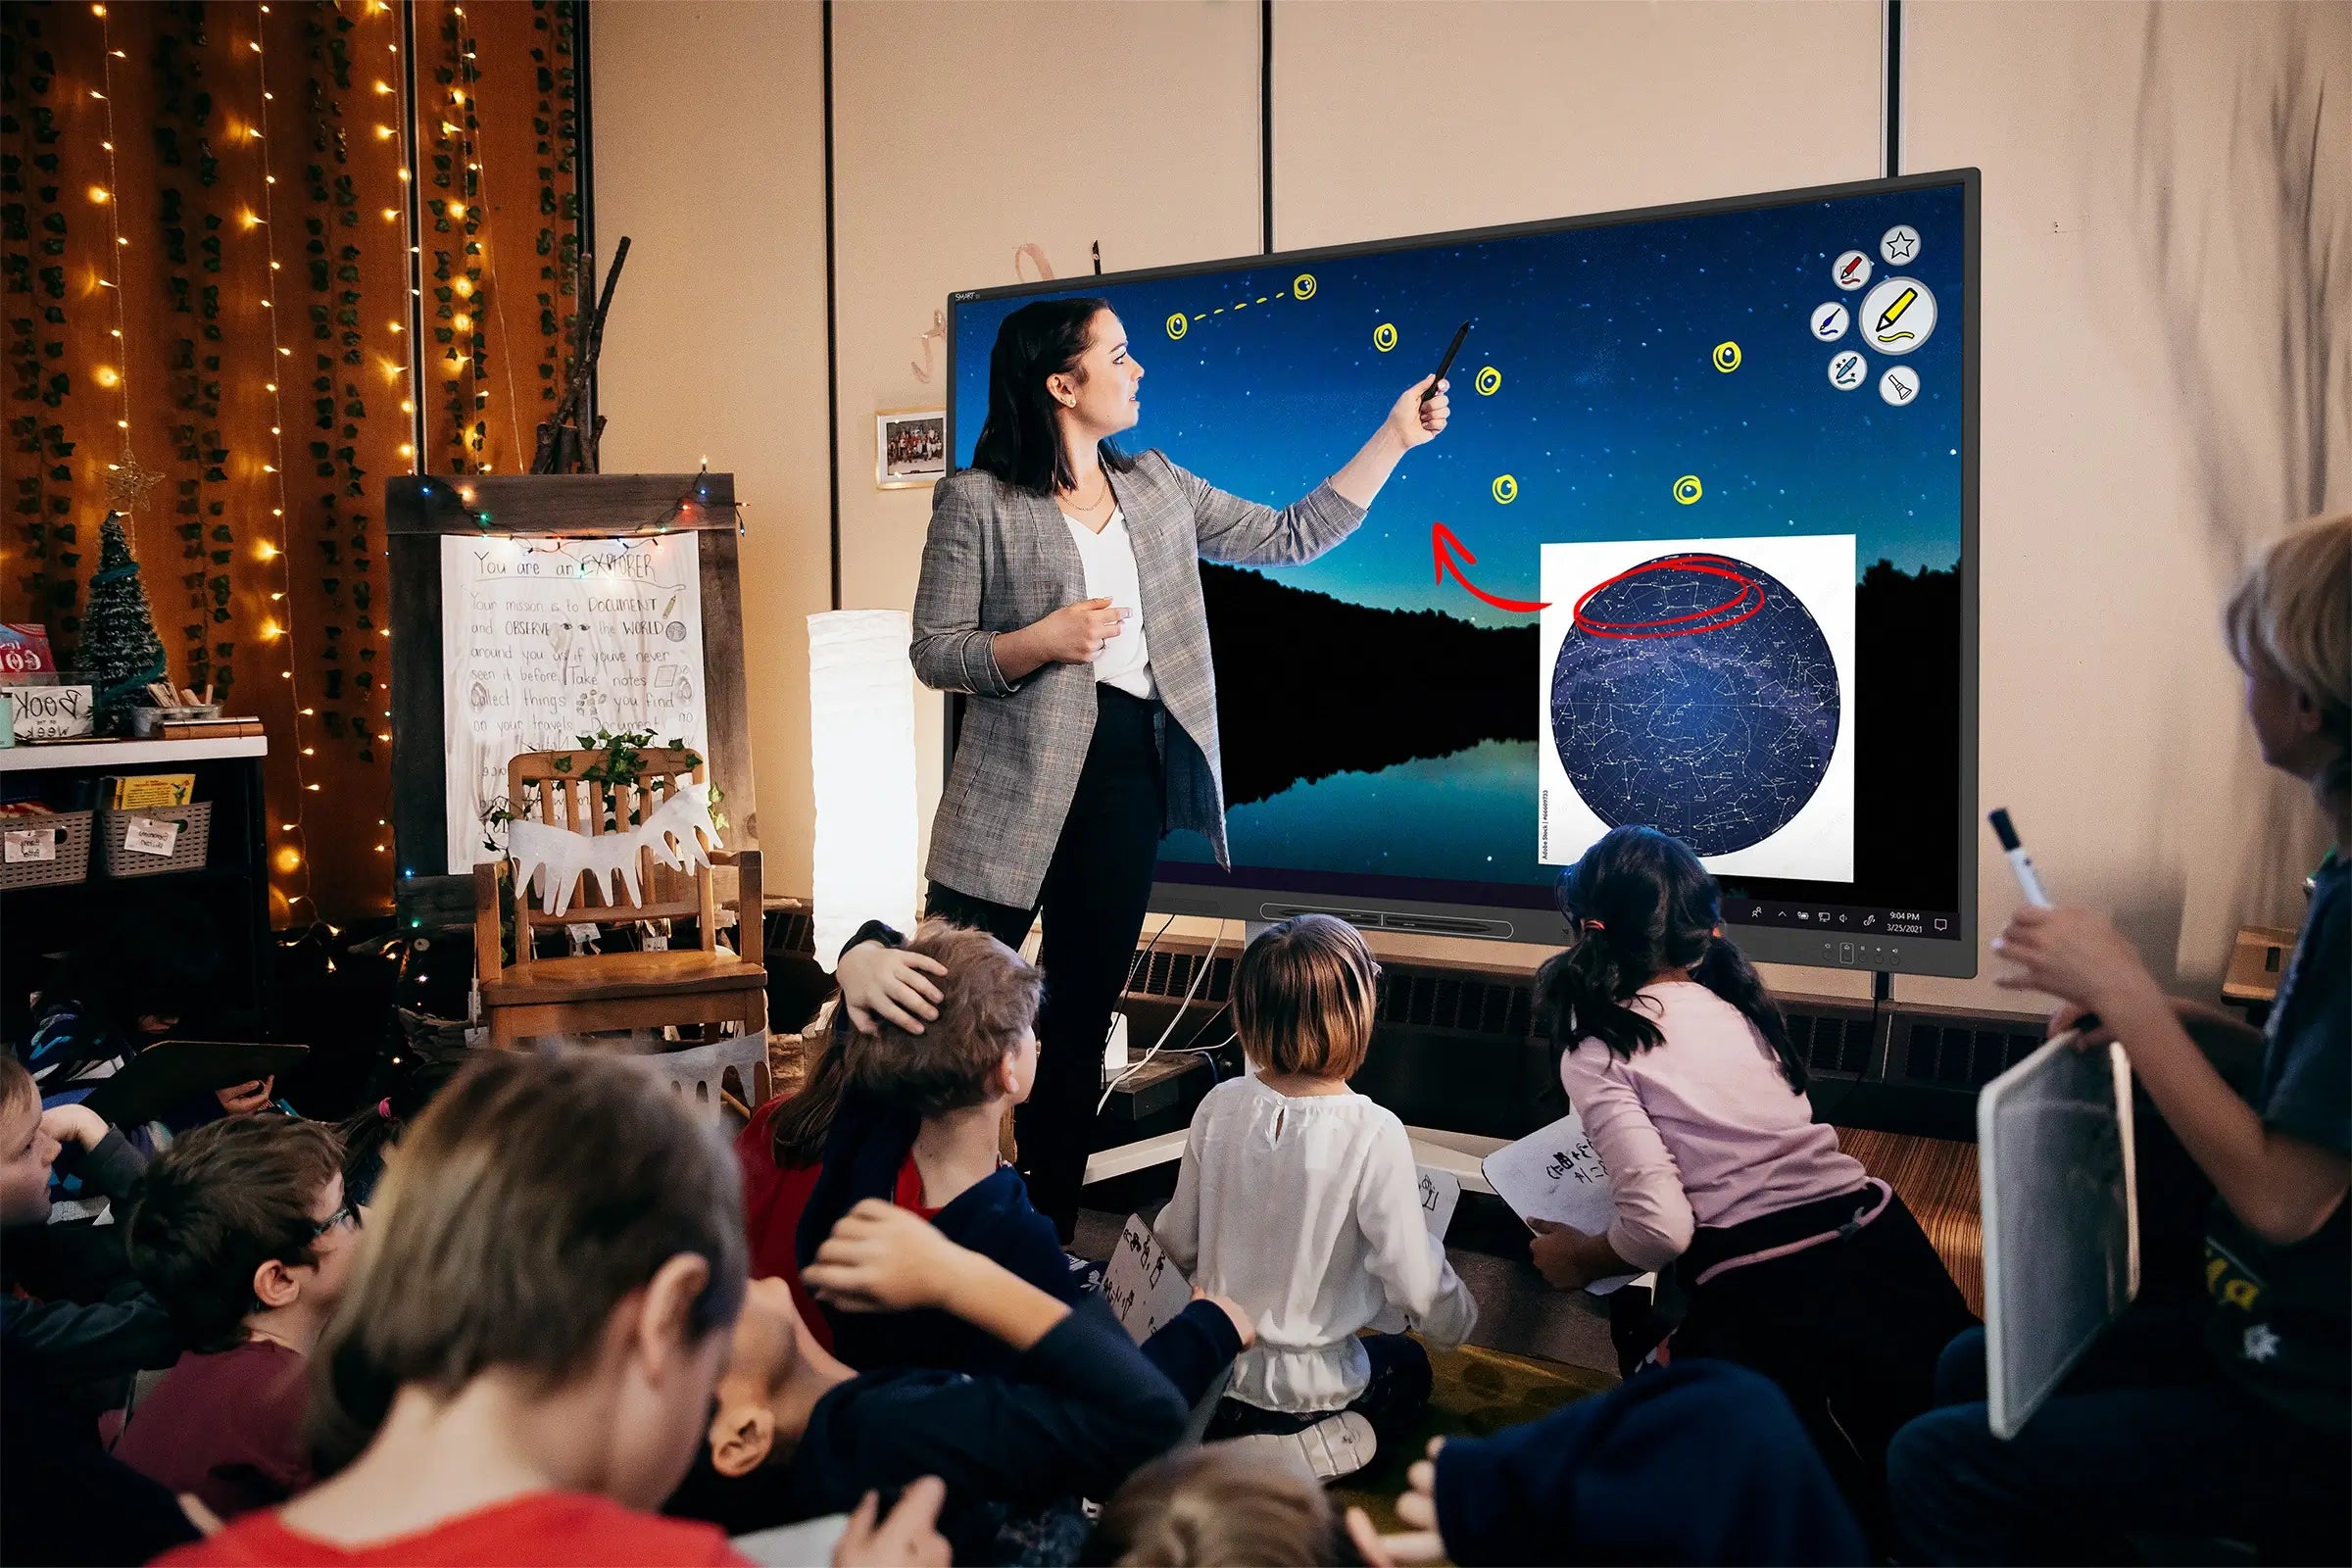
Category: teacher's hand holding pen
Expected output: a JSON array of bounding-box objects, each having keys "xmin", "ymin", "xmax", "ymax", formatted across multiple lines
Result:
[
  {"xmin": 1387, "ymin": 375, "xmax": 1451, "ymax": 449},
  {"xmin": 993, "ymin": 597, "xmax": 1129, "ymax": 680}
]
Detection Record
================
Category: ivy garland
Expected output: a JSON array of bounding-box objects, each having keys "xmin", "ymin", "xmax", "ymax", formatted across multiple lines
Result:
[
  {"xmin": 301, "ymin": 4, "xmax": 377, "ymax": 764},
  {"xmin": 3, "ymin": 10, "xmax": 83, "ymax": 650},
  {"xmin": 154, "ymin": 3, "xmax": 236, "ymax": 703},
  {"xmin": 426, "ymin": 6, "xmax": 485, "ymax": 471},
  {"xmin": 528, "ymin": 0, "xmax": 577, "ymax": 416}
]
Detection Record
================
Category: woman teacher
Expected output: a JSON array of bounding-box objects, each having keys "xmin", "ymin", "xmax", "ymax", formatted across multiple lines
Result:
[{"xmin": 904, "ymin": 295, "xmax": 1448, "ymax": 1239}]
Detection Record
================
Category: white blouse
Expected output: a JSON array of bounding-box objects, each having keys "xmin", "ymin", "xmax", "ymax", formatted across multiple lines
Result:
[
  {"xmin": 1154, "ymin": 1076, "xmax": 1479, "ymax": 1413},
  {"xmin": 1061, "ymin": 506, "xmax": 1155, "ymax": 700}
]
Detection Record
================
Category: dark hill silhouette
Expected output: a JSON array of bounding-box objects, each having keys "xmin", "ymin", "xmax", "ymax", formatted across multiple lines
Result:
[
  {"xmin": 1200, "ymin": 562, "xmax": 1536, "ymax": 808},
  {"xmin": 1199, "ymin": 557, "xmax": 1963, "ymax": 914}
]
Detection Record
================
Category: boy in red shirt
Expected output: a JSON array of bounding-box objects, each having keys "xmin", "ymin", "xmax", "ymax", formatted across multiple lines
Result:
[
  {"xmin": 118, "ymin": 1116, "xmax": 360, "ymax": 1517},
  {"xmin": 161, "ymin": 1052, "xmax": 946, "ymax": 1568}
]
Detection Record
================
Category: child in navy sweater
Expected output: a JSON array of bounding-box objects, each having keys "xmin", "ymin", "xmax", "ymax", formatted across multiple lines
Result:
[{"xmin": 672, "ymin": 1200, "xmax": 1248, "ymax": 1563}]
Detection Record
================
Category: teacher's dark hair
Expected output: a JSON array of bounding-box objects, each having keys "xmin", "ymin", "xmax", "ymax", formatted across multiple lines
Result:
[
  {"xmin": 1534, "ymin": 825, "xmax": 1807, "ymax": 1094},
  {"xmin": 969, "ymin": 297, "xmax": 1137, "ymax": 496}
]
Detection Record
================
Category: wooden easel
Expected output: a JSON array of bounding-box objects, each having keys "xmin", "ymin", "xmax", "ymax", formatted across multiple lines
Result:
[{"xmin": 385, "ymin": 472, "xmax": 754, "ymax": 932}]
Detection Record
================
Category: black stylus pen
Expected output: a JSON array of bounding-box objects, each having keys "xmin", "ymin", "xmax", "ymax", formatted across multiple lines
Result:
[{"xmin": 1423, "ymin": 320, "xmax": 1471, "ymax": 402}]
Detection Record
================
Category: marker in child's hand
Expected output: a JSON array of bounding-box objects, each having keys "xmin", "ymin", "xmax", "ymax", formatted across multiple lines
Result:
[
  {"xmin": 1988, "ymin": 808, "xmax": 2099, "ymax": 1036},
  {"xmin": 1987, "ymin": 808, "xmax": 2050, "ymax": 907}
]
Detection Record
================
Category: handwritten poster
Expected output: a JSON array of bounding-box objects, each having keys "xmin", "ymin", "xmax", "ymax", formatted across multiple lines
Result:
[{"xmin": 440, "ymin": 534, "xmax": 708, "ymax": 873}]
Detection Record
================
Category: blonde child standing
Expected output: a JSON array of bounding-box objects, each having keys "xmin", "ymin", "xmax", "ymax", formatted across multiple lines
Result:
[{"xmin": 1154, "ymin": 915, "xmax": 1476, "ymax": 1480}]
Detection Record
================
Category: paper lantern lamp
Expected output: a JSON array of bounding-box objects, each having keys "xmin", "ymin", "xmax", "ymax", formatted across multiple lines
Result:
[{"xmin": 808, "ymin": 610, "xmax": 920, "ymax": 972}]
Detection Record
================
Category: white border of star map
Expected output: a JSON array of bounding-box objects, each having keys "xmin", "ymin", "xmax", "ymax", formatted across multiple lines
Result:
[{"xmin": 1536, "ymin": 532, "xmax": 1856, "ymax": 882}]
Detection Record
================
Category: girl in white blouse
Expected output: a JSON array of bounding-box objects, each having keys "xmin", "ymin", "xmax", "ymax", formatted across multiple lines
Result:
[{"xmin": 1154, "ymin": 916, "xmax": 1478, "ymax": 1480}]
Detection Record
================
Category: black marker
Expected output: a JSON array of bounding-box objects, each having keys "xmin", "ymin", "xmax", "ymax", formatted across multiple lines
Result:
[
  {"xmin": 1423, "ymin": 320, "xmax": 1471, "ymax": 402},
  {"xmin": 1989, "ymin": 808, "xmax": 2100, "ymax": 1035},
  {"xmin": 1987, "ymin": 808, "xmax": 2050, "ymax": 907}
]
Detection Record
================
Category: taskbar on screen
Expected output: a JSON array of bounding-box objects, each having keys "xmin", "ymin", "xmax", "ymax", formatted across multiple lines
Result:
[{"xmin": 1729, "ymin": 900, "xmax": 1962, "ymax": 942}]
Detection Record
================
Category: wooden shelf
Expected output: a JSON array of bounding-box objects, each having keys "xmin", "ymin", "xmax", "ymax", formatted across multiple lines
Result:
[{"xmin": 0, "ymin": 735, "xmax": 268, "ymax": 772}]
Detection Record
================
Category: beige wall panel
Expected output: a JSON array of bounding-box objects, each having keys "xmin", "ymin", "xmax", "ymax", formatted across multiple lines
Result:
[
  {"xmin": 590, "ymin": 0, "xmax": 832, "ymax": 898},
  {"xmin": 1271, "ymin": 0, "xmax": 1885, "ymax": 251},
  {"xmin": 1891, "ymin": 0, "xmax": 2349, "ymax": 1013},
  {"xmin": 831, "ymin": 0, "xmax": 1263, "ymax": 861}
]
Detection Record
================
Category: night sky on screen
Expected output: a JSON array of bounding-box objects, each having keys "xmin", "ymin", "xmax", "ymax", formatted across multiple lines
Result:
[{"xmin": 951, "ymin": 184, "xmax": 1965, "ymax": 629}]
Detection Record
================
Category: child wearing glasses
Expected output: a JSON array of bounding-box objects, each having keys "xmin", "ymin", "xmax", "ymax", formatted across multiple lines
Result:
[
  {"xmin": 116, "ymin": 1116, "xmax": 358, "ymax": 1518},
  {"xmin": 1153, "ymin": 914, "xmax": 1477, "ymax": 1481}
]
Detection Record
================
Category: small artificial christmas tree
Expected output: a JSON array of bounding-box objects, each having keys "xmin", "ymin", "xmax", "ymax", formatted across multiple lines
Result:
[{"xmin": 80, "ymin": 511, "xmax": 170, "ymax": 734}]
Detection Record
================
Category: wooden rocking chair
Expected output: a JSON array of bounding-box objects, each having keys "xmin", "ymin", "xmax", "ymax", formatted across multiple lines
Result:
[{"xmin": 472, "ymin": 748, "xmax": 767, "ymax": 1102}]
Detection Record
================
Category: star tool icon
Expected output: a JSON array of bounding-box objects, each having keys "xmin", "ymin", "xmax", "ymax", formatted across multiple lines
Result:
[{"xmin": 1881, "ymin": 224, "xmax": 1921, "ymax": 265}]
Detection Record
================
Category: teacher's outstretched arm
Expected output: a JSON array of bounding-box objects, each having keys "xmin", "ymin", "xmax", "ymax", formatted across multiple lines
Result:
[
  {"xmin": 1331, "ymin": 373, "xmax": 1451, "ymax": 508},
  {"xmin": 1184, "ymin": 375, "xmax": 1450, "ymax": 568}
]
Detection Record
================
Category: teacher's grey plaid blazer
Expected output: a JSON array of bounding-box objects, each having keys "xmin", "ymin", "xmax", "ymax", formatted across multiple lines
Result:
[{"xmin": 911, "ymin": 450, "xmax": 1366, "ymax": 910}]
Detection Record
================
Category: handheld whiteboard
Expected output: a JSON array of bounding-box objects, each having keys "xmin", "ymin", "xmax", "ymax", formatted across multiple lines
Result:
[{"xmin": 1979, "ymin": 1032, "xmax": 2138, "ymax": 1439}]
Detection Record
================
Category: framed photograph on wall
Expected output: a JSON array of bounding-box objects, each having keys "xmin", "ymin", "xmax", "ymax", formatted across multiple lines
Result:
[{"xmin": 876, "ymin": 409, "xmax": 947, "ymax": 488}]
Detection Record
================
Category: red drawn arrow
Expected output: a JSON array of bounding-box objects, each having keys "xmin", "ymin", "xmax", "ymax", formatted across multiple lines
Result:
[{"xmin": 1432, "ymin": 521, "xmax": 1548, "ymax": 613}]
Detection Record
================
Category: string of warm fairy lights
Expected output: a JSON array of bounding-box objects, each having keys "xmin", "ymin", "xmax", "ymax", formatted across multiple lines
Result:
[
  {"xmin": 87, "ymin": 4, "xmax": 156, "ymax": 508},
  {"xmin": 379, "ymin": 0, "xmax": 420, "ymax": 870},
  {"xmin": 457, "ymin": 12, "xmax": 524, "ymax": 472},
  {"xmin": 245, "ymin": 3, "xmax": 326, "ymax": 924},
  {"xmin": 442, "ymin": 6, "xmax": 494, "ymax": 472},
  {"xmin": 87, "ymin": 7, "xmax": 129, "ymax": 456}
]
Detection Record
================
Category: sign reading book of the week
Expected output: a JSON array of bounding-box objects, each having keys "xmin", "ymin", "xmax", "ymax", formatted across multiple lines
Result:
[{"xmin": 439, "ymin": 534, "xmax": 708, "ymax": 874}]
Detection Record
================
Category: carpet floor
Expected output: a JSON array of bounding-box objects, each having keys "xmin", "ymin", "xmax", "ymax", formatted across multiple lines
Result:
[{"xmin": 1331, "ymin": 1343, "xmax": 1617, "ymax": 1531}]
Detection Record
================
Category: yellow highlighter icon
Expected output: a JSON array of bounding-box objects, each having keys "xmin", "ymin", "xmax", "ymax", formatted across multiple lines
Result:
[{"xmin": 1874, "ymin": 287, "xmax": 1919, "ymax": 343}]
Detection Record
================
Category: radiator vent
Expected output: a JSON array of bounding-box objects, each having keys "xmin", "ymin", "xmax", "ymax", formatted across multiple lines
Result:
[
  {"xmin": 1127, "ymin": 950, "xmax": 1236, "ymax": 1006},
  {"xmin": 1124, "ymin": 949, "xmax": 1532, "ymax": 1038},
  {"xmin": 1897, "ymin": 1018, "xmax": 2043, "ymax": 1089},
  {"xmin": 1784, "ymin": 1004, "xmax": 1877, "ymax": 1077}
]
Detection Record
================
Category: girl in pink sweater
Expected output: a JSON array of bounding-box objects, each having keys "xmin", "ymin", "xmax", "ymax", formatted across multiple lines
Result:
[{"xmin": 1529, "ymin": 825, "xmax": 1973, "ymax": 1546}]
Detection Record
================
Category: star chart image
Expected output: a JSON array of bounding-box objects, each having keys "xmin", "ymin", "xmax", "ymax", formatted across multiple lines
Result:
[
  {"xmin": 1537, "ymin": 536, "xmax": 1855, "ymax": 881},
  {"xmin": 949, "ymin": 182, "xmax": 1961, "ymax": 905}
]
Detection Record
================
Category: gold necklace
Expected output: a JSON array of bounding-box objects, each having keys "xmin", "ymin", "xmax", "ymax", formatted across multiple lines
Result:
[{"xmin": 1062, "ymin": 471, "xmax": 1110, "ymax": 513}]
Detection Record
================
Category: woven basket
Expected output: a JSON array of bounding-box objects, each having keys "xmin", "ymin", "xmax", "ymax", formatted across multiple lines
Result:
[
  {"xmin": 97, "ymin": 802, "xmax": 213, "ymax": 878},
  {"xmin": 0, "ymin": 810, "xmax": 93, "ymax": 890}
]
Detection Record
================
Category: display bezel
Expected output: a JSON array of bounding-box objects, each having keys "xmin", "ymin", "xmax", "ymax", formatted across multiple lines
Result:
[{"xmin": 944, "ymin": 168, "xmax": 1980, "ymax": 978}]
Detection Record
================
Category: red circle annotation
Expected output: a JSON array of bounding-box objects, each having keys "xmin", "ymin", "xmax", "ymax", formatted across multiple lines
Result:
[{"xmin": 1571, "ymin": 555, "xmax": 1766, "ymax": 640}]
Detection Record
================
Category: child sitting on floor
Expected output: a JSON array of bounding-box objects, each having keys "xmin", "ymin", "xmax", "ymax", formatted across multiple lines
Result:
[
  {"xmin": 667, "ymin": 1200, "xmax": 1248, "ymax": 1564},
  {"xmin": 2, "ymin": 1052, "xmax": 209, "ymax": 1566},
  {"xmin": 1081, "ymin": 1446, "xmax": 1350, "ymax": 1567},
  {"xmin": 160, "ymin": 1052, "xmax": 758, "ymax": 1566},
  {"xmin": 1528, "ymin": 825, "xmax": 1974, "ymax": 1545},
  {"xmin": 1, "ymin": 1053, "xmax": 179, "ymax": 1395},
  {"xmin": 1154, "ymin": 914, "xmax": 1478, "ymax": 1481},
  {"xmin": 117, "ymin": 1115, "xmax": 360, "ymax": 1519},
  {"xmin": 1888, "ymin": 512, "xmax": 2351, "ymax": 1565},
  {"xmin": 743, "ymin": 920, "xmax": 1083, "ymax": 1371}
]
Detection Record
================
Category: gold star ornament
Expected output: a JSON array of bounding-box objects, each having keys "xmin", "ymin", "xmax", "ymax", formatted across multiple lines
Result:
[{"xmin": 104, "ymin": 452, "xmax": 166, "ymax": 512}]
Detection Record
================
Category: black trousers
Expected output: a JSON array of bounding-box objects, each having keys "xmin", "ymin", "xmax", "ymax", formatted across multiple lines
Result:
[
  {"xmin": 928, "ymin": 685, "xmax": 1165, "ymax": 1242},
  {"xmin": 1666, "ymin": 1184, "xmax": 1978, "ymax": 1551}
]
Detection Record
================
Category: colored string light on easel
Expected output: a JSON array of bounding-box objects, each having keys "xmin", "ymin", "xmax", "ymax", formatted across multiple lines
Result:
[{"xmin": 246, "ymin": 3, "xmax": 323, "ymax": 924}]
